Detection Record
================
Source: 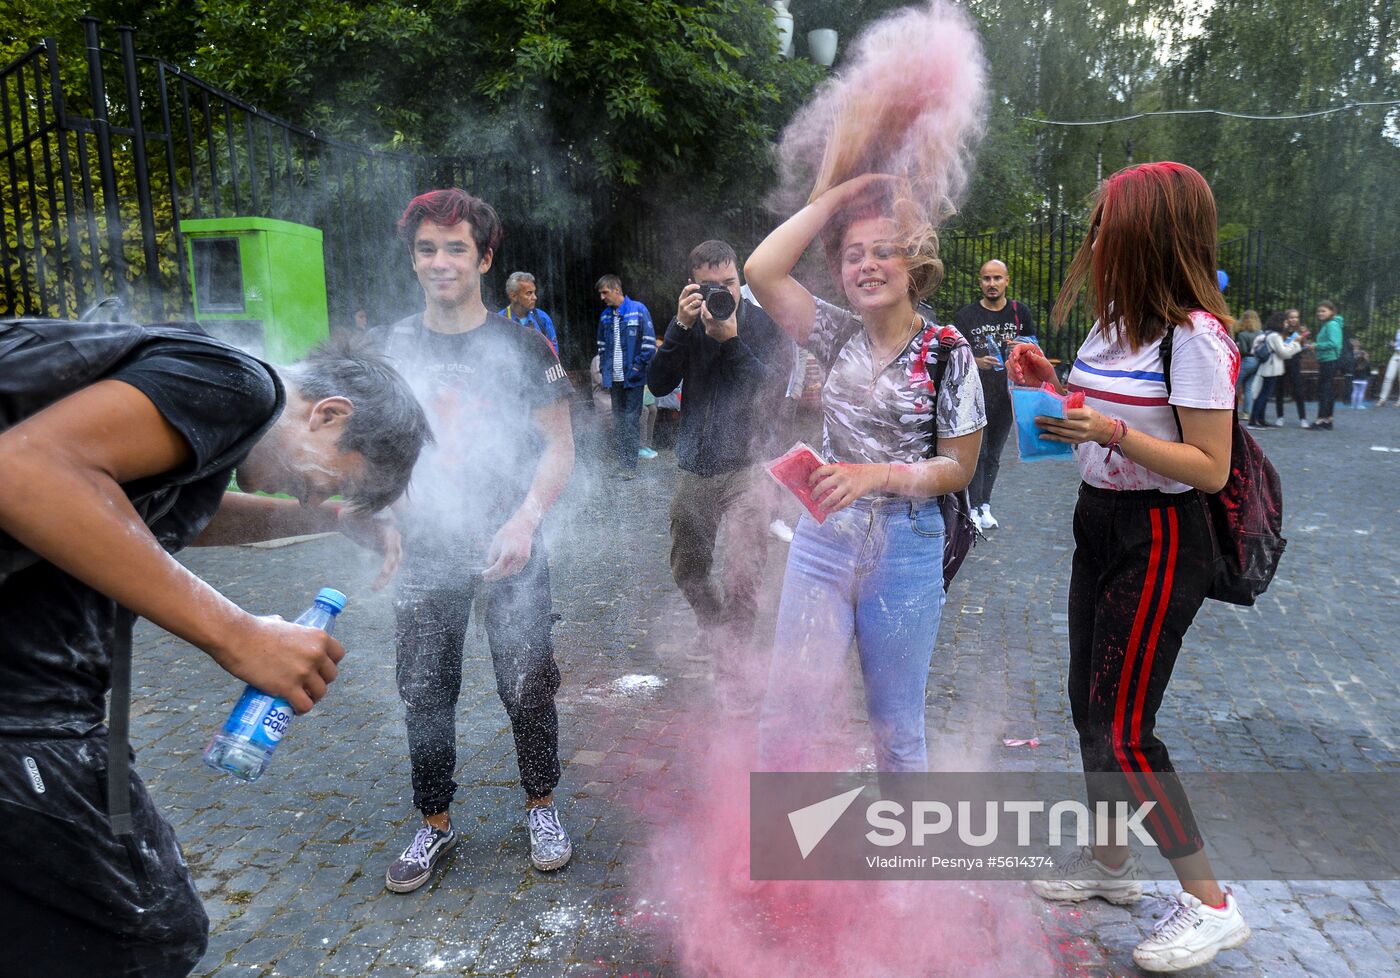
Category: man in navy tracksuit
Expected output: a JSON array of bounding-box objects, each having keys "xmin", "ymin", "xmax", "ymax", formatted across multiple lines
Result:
[{"xmin": 595, "ymin": 275, "xmax": 656, "ymax": 477}]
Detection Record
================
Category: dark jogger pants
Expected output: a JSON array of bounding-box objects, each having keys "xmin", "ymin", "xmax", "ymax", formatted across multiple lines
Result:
[
  {"xmin": 1276, "ymin": 356, "xmax": 1306, "ymax": 421},
  {"xmin": 1067, "ymin": 484, "xmax": 1212, "ymax": 859},
  {"xmin": 394, "ymin": 544, "xmax": 562, "ymax": 816},
  {"xmin": 967, "ymin": 386, "xmax": 1012, "ymax": 510},
  {"xmin": 1317, "ymin": 360, "xmax": 1338, "ymax": 419},
  {"xmin": 0, "ymin": 733, "xmax": 208, "ymax": 978}
]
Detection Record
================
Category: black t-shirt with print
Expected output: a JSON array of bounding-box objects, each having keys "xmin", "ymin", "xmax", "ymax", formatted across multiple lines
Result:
[
  {"xmin": 0, "ymin": 336, "xmax": 281, "ymax": 734},
  {"xmin": 377, "ymin": 313, "xmax": 571, "ymax": 567},
  {"xmin": 952, "ymin": 299, "xmax": 1037, "ymax": 405}
]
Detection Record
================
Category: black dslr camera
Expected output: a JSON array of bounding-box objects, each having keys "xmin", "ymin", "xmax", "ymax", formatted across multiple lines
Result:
[{"xmin": 696, "ymin": 283, "xmax": 737, "ymax": 321}]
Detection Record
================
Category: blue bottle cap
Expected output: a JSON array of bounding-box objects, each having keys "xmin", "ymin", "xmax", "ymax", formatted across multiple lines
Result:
[{"xmin": 315, "ymin": 588, "xmax": 348, "ymax": 614}]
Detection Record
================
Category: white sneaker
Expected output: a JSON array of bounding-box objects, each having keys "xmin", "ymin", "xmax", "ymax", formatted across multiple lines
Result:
[
  {"xmin": 1133, "ymin": 890, "xmax": 1251, "ymax": 973},
  {"xmin": 527, "ymin": 803, "xmax": 573, "ymax": 871},
  {"xmin": 971, "ymin": 509, "xmax": 988, "ymax": 532},
  {"xmin": 979, "ymin": 504, "xmax": 999, "ymax": 529},
  {"xmin": 1270, "ymin": 417, "xmax": 1285, "ymax": 427},
  {"xmin": 768, "ymin": 519, "xmax": 794, "ymax": 543},
  {"xmin": 1030, "ymin": 847, "xmax": 1143, "ymax": 905},
  {"xmin": 1299, "ymin": 419, "xmax": 1313, "ymax": 429}
]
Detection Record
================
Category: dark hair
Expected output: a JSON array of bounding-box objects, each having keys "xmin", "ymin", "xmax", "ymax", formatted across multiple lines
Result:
[
  {"xmin": 1262, "ymin": 311, "xmax": 1288, "ymax": 333},
  {"xmin": 1318, "ymin": 299, "xmax": 1338, "ymax": 314},
  {"xmin": 596, "ymin": 274, "xmax": 622, "ymax": 292},
  {"xmin": 1051, "ymin": 161, "xmax": 1232, "ymax": 350},
  {"xmin": 282, "ymin": 333, "xmax": 433, "ymax": 513},
  {"xmin": 688, "ymin": 240, "xmax": 739, "ymax": 276},
  {"xmin": 397, "ymin": 188, "xmax": 502, "ymax": 260}
]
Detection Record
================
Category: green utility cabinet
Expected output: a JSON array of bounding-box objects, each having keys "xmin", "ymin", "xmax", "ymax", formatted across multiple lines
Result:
[{"xmin": 183, "ymin": 216, "xmax": 329, "ymax": 363}]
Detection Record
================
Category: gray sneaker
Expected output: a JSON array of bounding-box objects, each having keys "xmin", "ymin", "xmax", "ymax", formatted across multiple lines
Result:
[
  {"xmin": 527, "ymin": 803, "xmax": 573, "ymax": 871},
  {"xmin": 385, "ymin": 822, "xmax": 457, "ymax": 893}
]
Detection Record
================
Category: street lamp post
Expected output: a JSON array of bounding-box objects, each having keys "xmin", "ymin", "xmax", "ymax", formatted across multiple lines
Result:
[{"xmin": 771, "ymin": 1, "xmax": 794, "ymax": 58}]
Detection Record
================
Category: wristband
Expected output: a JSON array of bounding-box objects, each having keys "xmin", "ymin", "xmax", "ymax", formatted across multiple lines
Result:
[{"xmin": 1103, "ymin": 418, "xmax": 1128, "ymax": 459}]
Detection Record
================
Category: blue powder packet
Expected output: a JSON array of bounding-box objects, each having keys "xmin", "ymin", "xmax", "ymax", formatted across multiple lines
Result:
[{"xmin": 1009, "ymin": 385, "xmax": 1074, "ymax": 461}]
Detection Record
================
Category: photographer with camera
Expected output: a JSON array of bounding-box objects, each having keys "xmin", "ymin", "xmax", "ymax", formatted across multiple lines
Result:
[{"xmin": 647, "ymin": 240, "xmax": 793, "ymax": 716}]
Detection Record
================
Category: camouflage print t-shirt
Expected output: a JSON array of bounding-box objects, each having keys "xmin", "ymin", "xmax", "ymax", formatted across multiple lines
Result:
[{"xmin": 807, "ymin": 297, "xmax": 986, "ymax": 471}]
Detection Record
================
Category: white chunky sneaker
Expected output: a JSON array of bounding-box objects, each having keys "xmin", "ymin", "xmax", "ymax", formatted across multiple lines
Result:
[
  {"xmin": 1030, "ymin": 846, "xmax": 1143, "ymax": 905},
  {"xmin": 527, "ymin": 802, "xmax": 573, "ymax": 871},
  {"xmin": 1133, "ymin": 890, "xmax": 1251, "ymax": 972},
  {"xmin": 979, "ymin": 503, "xmax": 999, "ymax": 529}
]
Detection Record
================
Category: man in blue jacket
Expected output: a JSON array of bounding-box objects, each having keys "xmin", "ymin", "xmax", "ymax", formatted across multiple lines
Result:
[
  {"xmin": 596, "ymin": 274, "xmax": 656, "ymax": 478},
  {"xmin": 499, "ymin": 271, "xmax": 558, "ymax": 355},
  {"xmin": 647, "ymin": 240, "xmax": 792, "ymax": 714}
]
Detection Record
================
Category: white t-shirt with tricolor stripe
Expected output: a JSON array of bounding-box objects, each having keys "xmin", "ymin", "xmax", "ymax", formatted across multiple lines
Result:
[{"xmin": 1068, "ymin": 310, "xmax": 1239, "ymax": 493}]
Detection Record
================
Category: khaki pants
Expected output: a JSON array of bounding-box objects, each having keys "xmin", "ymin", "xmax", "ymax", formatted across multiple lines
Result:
[{"xmin": 669, "ymin": 465, "xmax": 774, "ymax": 708}]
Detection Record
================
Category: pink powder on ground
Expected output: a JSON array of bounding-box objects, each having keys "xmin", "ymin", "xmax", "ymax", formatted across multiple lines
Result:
[{"xmin": 633, "ymin": 717, "xmax": 1062, "ymax": 977}]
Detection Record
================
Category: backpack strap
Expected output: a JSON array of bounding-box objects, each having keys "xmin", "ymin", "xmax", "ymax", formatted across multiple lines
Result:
[
  {"xmin": 1159, "ymin": 323, "xmax": 1184, "ymax": 440},
  {"xmin": 107, "ymin": 609, "xmax": 134, "ymax": 836}
]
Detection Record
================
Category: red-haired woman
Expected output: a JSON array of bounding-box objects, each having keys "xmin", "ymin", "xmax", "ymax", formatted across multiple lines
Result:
[{"xmin": 1010, "ymin": 162, "xmax": 1251, "ymax": 972}]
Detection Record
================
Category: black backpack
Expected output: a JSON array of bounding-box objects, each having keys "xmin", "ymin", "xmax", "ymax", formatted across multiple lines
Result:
[
  {"xmin": 926, "ymin": 327, "xmax": 979, "ymax": 589},
  {"xmin": 1, "ymin": 317, "xmax": 284, "ymax": 835},
  {"xmin": 1, "ymin": 317, "xmax": 282, "ymax": 579},
  {"xmin": 1161, "ymin": 324, "xmax": 1286, "ymax": 605},
  {"xmin": 1335, "ymin": 333, "xmax": 1355, "ymax": 374}
]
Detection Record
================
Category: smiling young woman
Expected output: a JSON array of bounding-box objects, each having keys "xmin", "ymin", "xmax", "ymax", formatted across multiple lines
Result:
[{"xmin": 743, "ymin": 175, "xmax": 984, "ymax": 773}]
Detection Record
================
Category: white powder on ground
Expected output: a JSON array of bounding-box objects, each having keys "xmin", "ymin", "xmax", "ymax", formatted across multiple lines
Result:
[{"xmin": 611, "ymin": 674, "xmax": 667, "ymax": 695}]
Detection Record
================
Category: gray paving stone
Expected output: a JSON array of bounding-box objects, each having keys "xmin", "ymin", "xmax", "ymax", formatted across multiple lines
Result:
[{"xmin": 111, "ymin": 408, "xmax": 1400, "ymax": 976}]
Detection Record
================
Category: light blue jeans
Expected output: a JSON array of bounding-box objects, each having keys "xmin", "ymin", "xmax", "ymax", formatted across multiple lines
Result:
[{"xmin": 758, "ymin": 496, "xmax": 946, "ymax": 772}]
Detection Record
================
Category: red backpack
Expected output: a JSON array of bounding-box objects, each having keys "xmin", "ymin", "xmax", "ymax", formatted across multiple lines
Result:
[{"xmin": 1160, "ymin": 324, "xmax": 1286, "ymax": 605}]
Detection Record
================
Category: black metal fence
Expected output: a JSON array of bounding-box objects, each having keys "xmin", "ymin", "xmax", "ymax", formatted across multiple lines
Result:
[
  {"xmin": 935, "ymin": 215, "xmax": 1088, "ymax": 363},
  {"xmin": 0, "ymin": 19, "xmax": 619, "ymax": 362},
  {"xmin": 936, "ymin": 222, "xmax": 1400, "ymax": 365},
  {"xmin": 4, "ymin": 20, "xmax": 1397, "ymax": 370}
]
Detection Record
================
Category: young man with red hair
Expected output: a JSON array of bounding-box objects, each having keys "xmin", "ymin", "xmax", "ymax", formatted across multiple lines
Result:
[{"xmin": 376, "ymin": 189, "xmax": 576, "ymax": 891}]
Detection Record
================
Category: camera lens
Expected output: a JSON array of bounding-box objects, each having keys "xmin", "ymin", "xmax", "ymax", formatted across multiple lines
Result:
[{"xmin": 703, "ymin": 286, "xmax": 736, "ymax": 321}]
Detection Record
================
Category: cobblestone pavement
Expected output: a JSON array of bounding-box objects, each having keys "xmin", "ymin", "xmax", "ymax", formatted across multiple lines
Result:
[{"xmin": 130, "ymin": 399, "xmax": 1400, "ymax": 977}]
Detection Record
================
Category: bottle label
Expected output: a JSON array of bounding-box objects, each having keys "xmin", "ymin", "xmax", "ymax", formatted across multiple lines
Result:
[{"xmin": 223, "ymin": 688, "xmax": 293, "ymax": 749}]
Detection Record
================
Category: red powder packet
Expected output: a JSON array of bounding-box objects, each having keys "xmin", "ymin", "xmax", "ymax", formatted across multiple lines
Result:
[{"xmin": 766, "ymin": 442, "xmax": 829, "ymax": 524}]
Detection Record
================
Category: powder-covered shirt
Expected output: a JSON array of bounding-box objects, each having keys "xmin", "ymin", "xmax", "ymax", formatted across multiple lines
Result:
[
  {"xmin": 377, "ymin": 313, "xmax": 570, "ymax": 567},
  {"xmin": 806, "ymin": 298, "xmax": 985, "ymax": 480},
  {"xmin": 1068, "ymin": 310, "xmax": 1239, "ymax": 494}
]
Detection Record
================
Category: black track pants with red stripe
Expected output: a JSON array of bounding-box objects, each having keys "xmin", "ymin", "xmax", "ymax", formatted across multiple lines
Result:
[{"xmin": 1067, "ymin": 483, "xmax": 1212, "ymax": 859}]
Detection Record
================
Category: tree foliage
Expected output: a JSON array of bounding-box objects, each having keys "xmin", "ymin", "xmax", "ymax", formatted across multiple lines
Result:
[
  {"xmin": 73, "ymin": 0, "xmax": 820, "ymax": 202},
  {"xmin": 6, "ymin": 0, "xmax": 1398, "ymax": 340}
]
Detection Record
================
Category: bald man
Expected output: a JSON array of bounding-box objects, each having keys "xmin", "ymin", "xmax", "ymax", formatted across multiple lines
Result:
[{"xmin": 952, "ymin": 260, "xmax": 1037, "ymax": 530}]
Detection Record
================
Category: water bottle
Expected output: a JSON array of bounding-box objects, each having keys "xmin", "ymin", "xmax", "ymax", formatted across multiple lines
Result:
[
  {"xmin": 982, "ymin": 335, "xmax": 1005, "ymax": 371},
  {"xmin": 203, "ymin": 588, "xmax": 347, "ymax": 781}
]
